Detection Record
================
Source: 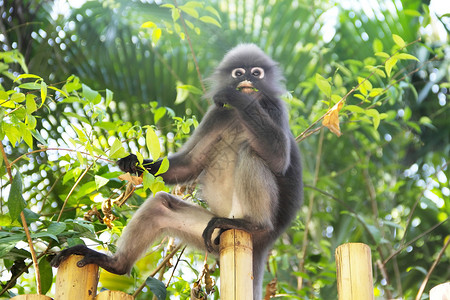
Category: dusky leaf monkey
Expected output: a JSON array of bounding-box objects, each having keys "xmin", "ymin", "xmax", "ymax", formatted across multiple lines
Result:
[{"xmin": 51, "ymin": 44, "xmax": 303, "ymax": 299}]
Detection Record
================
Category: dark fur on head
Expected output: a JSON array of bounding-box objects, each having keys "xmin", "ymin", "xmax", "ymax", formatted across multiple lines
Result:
[{"xmin": 205, "ymin": 44, "xmax": 286, "ymax": 99}]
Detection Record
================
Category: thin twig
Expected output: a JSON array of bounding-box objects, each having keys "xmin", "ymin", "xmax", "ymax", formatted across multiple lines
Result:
[
  {"xmin": 415, "ymin": 236, "xmax": 450, "ymax": 300},
  {"xmin": 133, "ymin": 243, "xmax": 184, "ymax": 297},
  {"xmin": 10, "ymin": 146, "xmax": 113, "ymax": 167},
  {"xmin": 0, "ymin": 143, "xmax": 41, "ymax": 294},
  {"xmin": 56, "ymin": 161, "xmax": 93, "ymax": 222}
]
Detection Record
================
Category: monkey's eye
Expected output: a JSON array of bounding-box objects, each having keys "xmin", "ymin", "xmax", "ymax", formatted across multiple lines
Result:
[
  {"xmin": 231, "ymin": 68, "xmax": 246, "ymax": 78},
  {"xmin": 251, "ymin": 67, "xmax": 265, "ymax": 79}
]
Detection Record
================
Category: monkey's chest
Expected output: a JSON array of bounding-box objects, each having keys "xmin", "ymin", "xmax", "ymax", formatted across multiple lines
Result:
[{"xmin": 197, "ymin": 128, "xmax": 267, "ymax": 218}]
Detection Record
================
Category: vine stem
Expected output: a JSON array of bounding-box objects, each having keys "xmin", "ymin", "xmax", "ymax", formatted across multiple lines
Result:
[{"xmin": 0, "ymin": 142, "xmax": 42, "ymax": 294}]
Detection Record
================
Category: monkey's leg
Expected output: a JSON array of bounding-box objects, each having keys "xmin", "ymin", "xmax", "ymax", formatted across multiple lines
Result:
[
  {"xmin": 52, "ymin": 192, "xmax": 216, "ymax": 274},
  {"xmin": 113, "ymin": 191, "xmax": 217, "ymax": 271}
]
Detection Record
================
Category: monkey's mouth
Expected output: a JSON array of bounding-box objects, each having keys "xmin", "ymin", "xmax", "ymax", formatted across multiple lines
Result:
[{"xmin": 237, "ymin": 80, "xmax": 258, "ymax": 94}]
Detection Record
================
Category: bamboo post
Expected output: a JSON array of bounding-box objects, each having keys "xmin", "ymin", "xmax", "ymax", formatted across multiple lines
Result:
[
  {"xmin": 54, "ymin": 254, "xmax": 99, "ymax": 300},
  {"xmin": 430, "ymin": 282, "xmax": 450, "ymax": 300},
  {"xmin": 10, "ymin": 295, "xmax": 53, "ymax": 300},
  {"xmin": 95, "ymin": 290, "xmax": 134, "ymax": 300},
  {"xmin": 335, "ymin": 243, "xmax": 374, "ymax": 300},
  {"xmin": 219, "ymin": 229, "xmax": 253, "ymax": 300}
]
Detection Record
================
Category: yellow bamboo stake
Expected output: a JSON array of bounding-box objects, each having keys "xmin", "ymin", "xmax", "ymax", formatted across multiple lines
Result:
[
  {"xmin": 335, "ymin": 243, "xmax": 374, "ymax": 300},
  {"xmin": 54, "ymin": 254, "xmax": 99, "ymax": 300},
  {"xmin": 219, "ymin": 229, "xmax": 253, "ymax": 300},
  {"xmin": 95, "ymin": 290, "xmax": 134, "ymax": 300}
]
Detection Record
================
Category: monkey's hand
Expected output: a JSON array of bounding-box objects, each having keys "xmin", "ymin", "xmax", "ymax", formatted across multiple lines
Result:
[
  {"xmin": 117, "ymin": 154, "xmax": 161, "ymax": 175},
  {"xmin": 213, "ymin": 87, "xmax": 252, "ymax": 110},
  {"xmin": 51, "ymin": 244, "xmax": 128, "ymax": 275},
  {"xmin": 202, "ymin": 217, "xmax": 266, "ymax": 252}
]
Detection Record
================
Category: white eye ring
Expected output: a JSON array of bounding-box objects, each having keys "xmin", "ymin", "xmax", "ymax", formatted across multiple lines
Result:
[
  {"xmin": 231, "ymin": 68, "xmax": 246, "ymax": 78},
  {"xmin": 251, "ymin": 67, "xmax": 264, "ymax": 79}
]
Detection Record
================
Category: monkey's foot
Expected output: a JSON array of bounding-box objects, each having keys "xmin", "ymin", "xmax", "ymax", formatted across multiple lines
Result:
[
  {"xmin": 202, "ymin": 217, "xmax": 265, "ymax": 252},
  {"xmin": 51, "ymin": 244, "xmax": 127, "ymax": 275}
]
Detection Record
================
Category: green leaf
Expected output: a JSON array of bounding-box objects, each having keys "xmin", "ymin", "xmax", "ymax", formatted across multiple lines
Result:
[
  {"xmin": 7, "ymin": 172, "xmax": 27, "ymax": 222},
  {"xmin": 47, "ymin": 222, "xmax": 67, "ymax": 235},
  {"xmin": 152, "ymin": 28, "xmax": 162, "ymax": 45},
  {"xmin": 372, "ymin": 38, "xmax": 383, "ymax": 53},
  {"xmin": 48, "ymin": 86, "xmax": 68, "ymax": 98},
  {"xmin": 344, "ymin": 105, "xmax": 365, "ymax": 114},
  {"xmin": 385, "ymin": 57, "xmax": 398, "ymax": 77},
  {"xmin": 18, "ymin": 82, "xmax": 41, "ymax": 89},
  {"xmin": 419, "ymin": 116, "xmax": 432, "ymax": 125},
  {"xmin": 136, "ymin": 152, "xmax": 144, "ymax": 165},
  {"xmin": 175, "ymin": 83, "xmax": 191, "ymax": 104},
  {"xmin": 141, "ymin": 21, "xmax": 157, "ymax": 28},
  {"xmin": 315, "ymin": 74, "xmax": 331, "ymax": 96},
  {"xmin": 199, "ymin": 16, "xmax": 221, "ymax": 28},
  {"xmin": 11, "ymin": 92, "xmax": 26, "ymax": 103},
  {"xmin": 155, "ymin": 157, "xmax": 169, "ymax": 176},
  {"xmin": 369, "ymin": 88, "xmax": 384, "ymax": 98},
  {"xmin": 366, "ymin": 109, "xmax": 381, "ymax": 129},
  {"xmin": 94, "ymin": 175, "xmax": 109, "ymax": 190},
  {"xmin": 105, "ymin": 89, "xmax": 113, "ymax": 107},
  {"xmin": 18, "ymin": 123, "xmax": 33, "ymax": 148},
  {"xmin": 171, "ymin": 6, "xmax": 180, "ymax": 21},
  {"xmin": 40, "ymin": 81, "xmax": 47, "ymax": 106},
  {"xmin": 205, "ymin": 6, "xmax": 221, "ymax": 21},
  {"xmin": 109, "ymin": 138, "xmax": 128, "ymax": 159},
  {"xmin": 0, "ymin": 99, "xmax": 15, "ymax": 108},
  {"xmin": 145, "ymin": 276, "xmax": 167, "ymax": 300},
  {"xmin": 145, "ymin": 126, "xmax": 161, "ymax": 160},
  {"xmin": 375, "ymin": 52, "xmax": 390, "ymax": 59},
  {"xmin": 150, "ymin": 176, "xmax": 166, "ymax": 194},
  {"xmin": 82, "ymin": 84, "xmax": 101, "ymax": 104},
  {"xmin": 14, "ymin": 74, "xmax": 42, "ymax": 82},
  {"xmin": 26, "ymin": 94, "xmax": 37, "ymax": 114},
  {"xmin": 177, "ymin": 84, "xmax": 203, "ymax": 95},
  {"xmin": 38, "ymin": 257, "xmax": 53, "ymax": 295},
  {"xmin": 143, "ymin": 171, "xmax": 155, "ymax": 191},
  {"xmin": 179, "ymin": 6, "xmax": 199, "ymax": 19},
  {"xmin": 26, "ymin": 114, "xmax": 37, "ymax": 129},
  {"xmin": 154, "ymin": 107, "xmax": 166, "ymax": 124},
  {"xmin": 392, "ymin": 34, "xmax": 406, "ymax": 48},
  {"xmin": 70, "ymin": 124, "xmax": 88, "ymax": 143},
  {"xmin": 395, "ymin": 53, "xmax": 419, "ymax": 61},
  {"xmin": 4, "ymin": 123, "xmax": 21, "ymax": 146},
  {"xmin": 403, "ymin": 106, "xmax": 412, "ymax": 121}
]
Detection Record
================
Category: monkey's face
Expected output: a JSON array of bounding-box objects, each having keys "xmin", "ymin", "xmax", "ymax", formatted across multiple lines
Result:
[{"xmin": 229, "ymin": 66, "xmax": 265, "ymax": 95}]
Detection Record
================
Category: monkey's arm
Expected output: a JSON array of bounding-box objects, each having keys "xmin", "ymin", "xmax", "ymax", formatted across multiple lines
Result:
[
  {"xmin": 214, "ymin": 88, "xmax": 291, "ymax": 174},
  {"xmin": 118, "ymin": 108, "xmax": 232, "ymax": 184}
]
